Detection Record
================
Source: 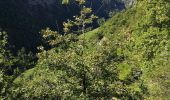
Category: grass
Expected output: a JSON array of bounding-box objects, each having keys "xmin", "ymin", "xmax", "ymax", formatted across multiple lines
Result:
[{"xmin": 79, "ymin": 28, "xmax": 99, "ymax": 41}]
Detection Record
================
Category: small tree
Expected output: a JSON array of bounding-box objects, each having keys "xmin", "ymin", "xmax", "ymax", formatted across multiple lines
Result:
[
  {"xmin": 0, "ymin": 31, "xmax": 13, "ymax": 99},
  {"xmin": 63, "ymin": 0, "xmax": 98, "ymax": 97},
  {"xmin": 63, "ymin": 0, "xmax": 98, "ymax": 35},
  {"xmin": 0, "ymin": 31, "xmax": 8, "ymax": 66},
  {"xmin": 0, "ymin": 31, "xmax": 12, "ymax": 70}
]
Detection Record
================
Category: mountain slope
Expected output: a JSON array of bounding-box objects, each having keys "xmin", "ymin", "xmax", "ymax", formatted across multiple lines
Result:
[
  {"xmin": 98, "ymin": 0, "xmax": 170, "ymax": 99},
  {"xmin": 9, "ymin": 0, "xmax": 170, "ymax": 99}
]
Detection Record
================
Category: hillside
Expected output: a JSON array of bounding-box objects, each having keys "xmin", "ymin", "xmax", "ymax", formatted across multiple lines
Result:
[
  {"xmin": 9, "ymin": 0, "xmax": 170, "ymax": 99},
  {"xmin": 84, "ymin": 1, "xmax": 170, "ymax": 98},
  {"xmin": 0, "ymin": 0, "xmax": 170, "ymax": 99}
]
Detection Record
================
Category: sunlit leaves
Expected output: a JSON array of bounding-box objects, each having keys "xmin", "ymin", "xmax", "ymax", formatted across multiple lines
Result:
[
  {"xmin": 75, "ymin": 0, "xmax": 85, "ymax": 5},
  {"xmin": 63, "ymin": 0, "xmax": 98, "ymax": 34}
]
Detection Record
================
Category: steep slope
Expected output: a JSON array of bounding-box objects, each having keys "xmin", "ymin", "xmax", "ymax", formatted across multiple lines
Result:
[
  {"xmin": 8, "ymin": 0, "xmax": 170, "ymax": 99},
  {"xmin": 83, "ymin": 0, "xmax": 170, "ymax": 98},
  {"xmin": 98, "ymin": 0, "xmax": 170, "ymax": 99}
]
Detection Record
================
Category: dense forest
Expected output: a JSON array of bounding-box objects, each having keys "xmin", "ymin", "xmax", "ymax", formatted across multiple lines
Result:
[{"xmin": 0, "ymin": 0, "xmax": 170, "ymax": 99}]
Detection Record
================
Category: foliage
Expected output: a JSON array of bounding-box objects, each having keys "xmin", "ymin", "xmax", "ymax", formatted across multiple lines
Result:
[
  {"xmin": 0, "ymin": 31, "xmax": 13, "ymax": 99},
  {"xmin": 12, "ymin": 29, "xmax": 146, "ymax": 99},
  {"xmin": 0, "ymin": 0, "xmax": 170, "ymax": 99},
  {"xmin": 13, "ymin": 48, "xmax": 36, "ymax": 76},
  {"xmin": 63, "ymin": 0, "xmax": 98, "ymax": 34},
  {"xmin": 98, "ymin": 0, "xmax": 170, "ymax": 99},
  {"xmin": 97, "ymin": 18, "xmax": 106, "ymax": 26},
  {"xmin": 0, "ymin": 31, "xmax": 37, "ymax": 98}
]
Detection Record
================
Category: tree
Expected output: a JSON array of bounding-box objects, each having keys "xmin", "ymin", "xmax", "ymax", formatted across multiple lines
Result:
[
  {"xmin": 13, "ymin": 48, "xmax": 36, "ymax": 76},
  {"xmin": 11, "ymin": 28, "xmax": 146, "ymax": 99},
  {"xmin": 137, "ymin": 0, "xmax": 170, "ymax": 28},
  {"xmin": 0, "ymin": 31, "xmax": 13, "ymax": 99},
  {"xmin": 0, "ymin": 31, "xmax": 8, "ymax": 68},
  {"xmin": 63, "ymin": 0, "xmax": 98, "ymax": 97},
  {"xmin": 63, "ymin": 0, "xmax": 98, "ymax": 35},
  {"xmin": 0, "ymin": 70, "xmax": 7, "ymax": 99},
  {"xmin": 0, "ymin": 31, "xmax": 14, "ymax": 73}
]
